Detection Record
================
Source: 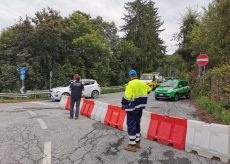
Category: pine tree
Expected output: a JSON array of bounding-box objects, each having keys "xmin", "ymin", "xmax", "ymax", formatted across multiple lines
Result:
[{"xmin": 122, "ymin": 0, "xmax": 165, "ymax": 74}]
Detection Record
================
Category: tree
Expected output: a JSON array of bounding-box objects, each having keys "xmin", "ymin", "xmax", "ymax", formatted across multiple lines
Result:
[
  {"xmin": 189, "ymin": 0, "xmax": 230, "ymax": 67},
  {"xmin": 173, "ymin": 8, "xmax": 200, "ymax": 65},
  {"xmin": 122, "ymin": 0, "xmax": 165, "ymax": 74}
]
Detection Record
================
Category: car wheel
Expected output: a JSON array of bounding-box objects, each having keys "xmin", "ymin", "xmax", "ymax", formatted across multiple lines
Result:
[
  {"xmin": 186, "ymin": 92, "xmax": 191, "ymax": 99},
  {"xmin": 174, "ymin": 93, "xmax": 179, "ymax": 101},
  {"xmin": 155, "ymin": 96, "xmax": 160, "ymax": 101},
  {"xmin": 91, "ymin": 90, "xmax": 99, "ymax": 99},
  {"xmin": 62, "ymin": 92, "xmax": 70, "ymax": 96},
  {"xmin": 60, "ymin": 92, "xmax": 70, "ymax": 100}
]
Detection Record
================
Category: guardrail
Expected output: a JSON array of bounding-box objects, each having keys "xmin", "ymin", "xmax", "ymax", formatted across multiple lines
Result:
[{"xmin": 0, "ymin": 90, "xmax": 50, "ymax": 98}]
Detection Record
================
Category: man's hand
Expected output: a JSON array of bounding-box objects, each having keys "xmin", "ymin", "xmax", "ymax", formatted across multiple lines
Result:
[{"xmin": 121, "ymin": 105, "xmax": 125, "ymax": 110}]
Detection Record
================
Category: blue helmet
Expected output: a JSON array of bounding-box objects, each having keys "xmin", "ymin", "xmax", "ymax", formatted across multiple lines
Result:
[{"xmin": 129, "ymin": 69, "xmax": 137, "ymax": 76}]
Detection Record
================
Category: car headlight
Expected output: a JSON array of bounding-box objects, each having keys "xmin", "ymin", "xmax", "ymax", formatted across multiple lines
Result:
[{"xmin": 168, "ymin": 89, "xmax": 173, "ymax": 92}]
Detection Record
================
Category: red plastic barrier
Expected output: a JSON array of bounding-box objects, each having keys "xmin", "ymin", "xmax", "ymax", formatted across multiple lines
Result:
[
  {"xmin": 147, "ymin": 113, "xmax": 187, "ymax": 150},
  {"xmin": 117, "ymin": 110, "xmax": 126, "ymax": 130},
  {"xmin": 80, "ymin": 99, "xmax": 94, "ymax": 118},
  {"xmin": 104, "ymin": 105, "xmax": 126, "ymax": 128},
  {"xmin": 65, "ymin": 96, "xmax": 71, "ymax": 110}
]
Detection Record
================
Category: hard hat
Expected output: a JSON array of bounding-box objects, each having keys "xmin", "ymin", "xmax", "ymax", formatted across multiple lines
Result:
[{"xmin": 129, "ymin": 69, "xmax": 137, "ymax": 76}]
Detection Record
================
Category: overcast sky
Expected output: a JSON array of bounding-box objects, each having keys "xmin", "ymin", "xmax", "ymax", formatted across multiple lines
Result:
[{"xmin": 0, "ymin": 0, "xmax": 213, "ymax": 54}]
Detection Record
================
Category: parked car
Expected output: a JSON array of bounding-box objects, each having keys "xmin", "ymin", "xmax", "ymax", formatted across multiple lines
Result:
[
  {"xmin": 49, "ymin": 79, "xmax": 100, "ymax": 101},
  {"xmin": 155, "ymin": 79, "xmax": 191, "ymax": 101}
]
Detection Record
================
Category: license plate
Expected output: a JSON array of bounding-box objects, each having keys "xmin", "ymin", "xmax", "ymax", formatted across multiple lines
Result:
[{"xmin": 159, "ymin": 94, "xmax": 164, "ymax": 96}]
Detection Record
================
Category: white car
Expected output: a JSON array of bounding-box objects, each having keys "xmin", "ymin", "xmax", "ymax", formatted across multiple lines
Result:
[{"xmin": 49, "ymin": 79, "xmax": 101, "ymax": 101}]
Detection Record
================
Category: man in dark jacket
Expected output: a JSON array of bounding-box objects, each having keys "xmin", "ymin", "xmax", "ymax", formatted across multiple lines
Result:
[{"xmin": 69, "ymin": 74, "xmax": 84, "ymax": 119}]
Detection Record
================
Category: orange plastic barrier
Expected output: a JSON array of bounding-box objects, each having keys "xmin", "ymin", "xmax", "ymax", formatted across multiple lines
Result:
[
  {"xmin": 147, "ymin": 113, "xmax": 187, "ymax": 150},
  {"xmin": 104, "ymin": 105, "xmax": 126, "ymax": 128},
  {"xmin": 65, "ymin": 96, "xmax": 71, "ymax": 110},
  {"xmin": 80, "ymin": 99, "xmax": 94, "ymax": 117}
]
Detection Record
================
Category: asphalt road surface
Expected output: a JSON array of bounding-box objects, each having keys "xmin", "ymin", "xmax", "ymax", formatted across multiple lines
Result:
[{"xmin": 0, "ymin": 92, "xmax": 224, "ymax": 164}]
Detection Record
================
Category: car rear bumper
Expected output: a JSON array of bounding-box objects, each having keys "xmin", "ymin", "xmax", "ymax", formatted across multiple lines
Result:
[{"xmin": 155, "ymin": 93, "xmax": 173, "ymax": 99}]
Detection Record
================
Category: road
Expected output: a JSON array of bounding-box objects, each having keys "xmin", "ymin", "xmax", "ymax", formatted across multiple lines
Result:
[
  {"xmin": 0, "ymin": 92, "xmax": 223, "ymax": 164},
  {"xmin": 97, "ymin": 92, "xmax": 198, "ymax": 119}
]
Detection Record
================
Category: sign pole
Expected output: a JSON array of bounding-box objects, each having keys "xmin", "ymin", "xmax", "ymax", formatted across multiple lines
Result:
[{"xmin": 50, "ymin": 71, "xmax": 52, "ymax": 91}]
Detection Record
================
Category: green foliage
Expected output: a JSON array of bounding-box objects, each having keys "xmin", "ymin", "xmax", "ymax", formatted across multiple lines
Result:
[
  {"xmin": 196, "ymin": 97, "xmax": 230, "ymax": 125},
  {"xmin": 101, "ymin": 87, "xmax": 125, "ymax": 94},
  {"xmin": 122, "ymin": 0, "xmax": 165, "ymax": 74},
  {"xmin": 189, "ymin": 0, "xmax": 230, "ymax": 67}
]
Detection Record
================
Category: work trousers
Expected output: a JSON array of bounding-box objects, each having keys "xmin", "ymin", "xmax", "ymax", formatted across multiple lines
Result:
[
  {"xmin": 126, "ymin": 109, "xmax": 143, "ymax": 145},
  {"xmin": 70, "ymin": 97, "xmax": 81, "ymax": 118}
]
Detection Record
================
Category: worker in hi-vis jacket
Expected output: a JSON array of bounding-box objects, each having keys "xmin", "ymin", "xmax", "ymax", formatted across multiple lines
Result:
[{"xmin": 121, "ymin": 69, "xmax": 152, "ymax": 152}]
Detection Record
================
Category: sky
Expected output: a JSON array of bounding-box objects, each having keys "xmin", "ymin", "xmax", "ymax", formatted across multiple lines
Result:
[{"xmin": 0, "ymin": 0, "xmax": 213, "ymax": 54}]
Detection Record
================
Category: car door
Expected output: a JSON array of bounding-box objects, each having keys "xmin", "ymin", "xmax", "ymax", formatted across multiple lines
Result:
[
  {"xmin": 178, "ymin": 81, "xmax": 184, "ymax": 96},
  {"xmin": 82, "ymin": 81, "xmax": 91, "ymax": 97},
  {"xmin": 183, "ymin": 81, "xmax": 189, "ymax": 95}
]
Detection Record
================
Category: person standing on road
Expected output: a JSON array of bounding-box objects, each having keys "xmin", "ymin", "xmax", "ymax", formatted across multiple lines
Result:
[
  {"xmin": 69, "ymin": 74, "xmax": 84, "ymax": 119},
  {"xmin": 121, "ymin": 69, "xmax": 152, "ymax": 152}
]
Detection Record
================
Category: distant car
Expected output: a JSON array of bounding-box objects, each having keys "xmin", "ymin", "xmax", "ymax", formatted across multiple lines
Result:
[
  {"xmin": 140, "ymin": 73, "xmax": 159, "ymax": 90},
  {"xmin": 49, "ymin": 79, "xmax": 100, "ymax": 101},
  {"xmin": 155, "ymin": 79, "xmax": 191, "ymax": 101}
]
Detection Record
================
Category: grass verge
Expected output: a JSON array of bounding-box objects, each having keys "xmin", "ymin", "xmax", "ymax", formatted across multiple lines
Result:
[
  {"xmin": 195, "ymin": 96, "xmax": 230, "ymax": 125},
  {"xmin": 101, "ymin": 87, "xmax": 124, "ymax": 94},
  {"xmin": 0, "ymin": 94, "xmax": 49, "ymax": 103}
]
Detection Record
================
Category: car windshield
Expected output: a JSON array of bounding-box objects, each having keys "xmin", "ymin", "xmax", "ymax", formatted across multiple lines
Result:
[
  {"xmin": 161, "ymin": 81, "xmax": 178, "ymax": 87},
  {"xmin": 62, "ymin": 81, "xmax": 72, "ymax": 87},
  {"xmin": 140, "ymin": 75, "xmax": 153, "ymax": 80}
]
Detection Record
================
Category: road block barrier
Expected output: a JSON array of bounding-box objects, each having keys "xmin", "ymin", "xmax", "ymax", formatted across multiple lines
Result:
[
  {"xmin": 91, "ymin": 101, "xmax": 102, "ymax": 120},
  {"xmin": 140, "ymin": 111, "xmax": 152, "ymax": 138},
  {"xmin": 79, "ymin": 98, "xmax": 84, "ymax": 112},
  {"xmin": 147, "ymin": 113, "xmax": 187, "ymax": 150},
  {"xmin": 104, "ymin": 105, "xmax": 126, "ymax": 128},
  {"xmin": 65, "ymin": 96, "xmax": 71, "ymax": 110},
  {"xmin": 80, "ymin": 99, "xmax": 95, "ymax": 117},
  {"xmin": 93, "ymin": 101, "xmax": 108, "ymax": 123},
  {"xmin": 186, "ymin": 120, "xmax": 230, "ymax": 163},
  {"xmin": 122, "ymin": 115, "xmax": 127, "ymax": 131},
  {"xmin": 59, "ymin": 95, "xmax": 68, "ymax": 109}
]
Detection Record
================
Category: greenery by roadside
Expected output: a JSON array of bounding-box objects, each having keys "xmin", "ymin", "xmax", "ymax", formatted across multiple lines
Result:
[
  {"xmin": 101, "ymin": 87, "xmax": 124, "ymax": 94},
  {"xmin": 194, "ymin": 96, "xmax": 230, "ymax": 125},
  {"xmin": 0, "ymin": 93, "xmax": 49, "ymax": 103}
]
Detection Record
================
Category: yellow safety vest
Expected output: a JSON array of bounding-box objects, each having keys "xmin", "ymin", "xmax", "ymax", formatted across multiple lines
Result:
[{"xmin": 122, "ymin": 79, "xmax": 152, "ymax": 111}]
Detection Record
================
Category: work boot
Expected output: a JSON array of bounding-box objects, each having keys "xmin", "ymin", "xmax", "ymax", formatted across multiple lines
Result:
[
  {"xmin": 136, "ymin": 142, "xmax": 141, "ymax": 149},
  {"xmin": 124, "ymin": 144, "xmax": 137, "ymax": 152}
]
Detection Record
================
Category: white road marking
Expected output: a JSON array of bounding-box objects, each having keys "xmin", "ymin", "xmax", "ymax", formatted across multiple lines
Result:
[
  {"xmin": 37, "ymin": 119, "xmax": 48, "ymax": 130},
  {"xmin": 28, "ymin": 111, "xmax": 36, "ymax": 116},
  {"xmin": 42, "ymin": 142, "xmax": 51, "ymax": 164}
]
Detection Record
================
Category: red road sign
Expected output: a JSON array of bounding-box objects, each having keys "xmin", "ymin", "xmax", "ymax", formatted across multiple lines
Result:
[{"xmin": 196, "ymin": 54, "xmax": 209, "ymax": 66}]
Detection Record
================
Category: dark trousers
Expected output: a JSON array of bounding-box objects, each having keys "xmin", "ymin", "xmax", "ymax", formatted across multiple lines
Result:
[
  {"xmin": 126, "ymin": 109, "xmax": 143, "ymax": 145},
  {"xmin": 70, "ymin": 97, "xmax": 81, "ymax": 118}
]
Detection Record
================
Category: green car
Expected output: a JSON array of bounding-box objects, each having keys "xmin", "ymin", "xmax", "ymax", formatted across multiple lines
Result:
[{"xmin": 155, "ymin": 80, "xmax": 191, "ymax": 101}]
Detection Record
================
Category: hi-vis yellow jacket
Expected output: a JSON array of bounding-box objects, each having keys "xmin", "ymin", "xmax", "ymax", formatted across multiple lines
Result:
[{"xmin": 121, "ymin": 79, "xmax": 152, "ymax": 111}]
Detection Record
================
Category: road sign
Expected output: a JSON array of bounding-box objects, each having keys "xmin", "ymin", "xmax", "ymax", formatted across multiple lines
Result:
[
  {"xmin": 20, "ymin": 74, "xmax": 26, "ymax": 81},
  {"xmin": 196, "ymin": 54, "xmax": 209, "ymax": 66},
  {"xmin": 17, "ymin": 66, "xmax": 28, "ymax": 73}
]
